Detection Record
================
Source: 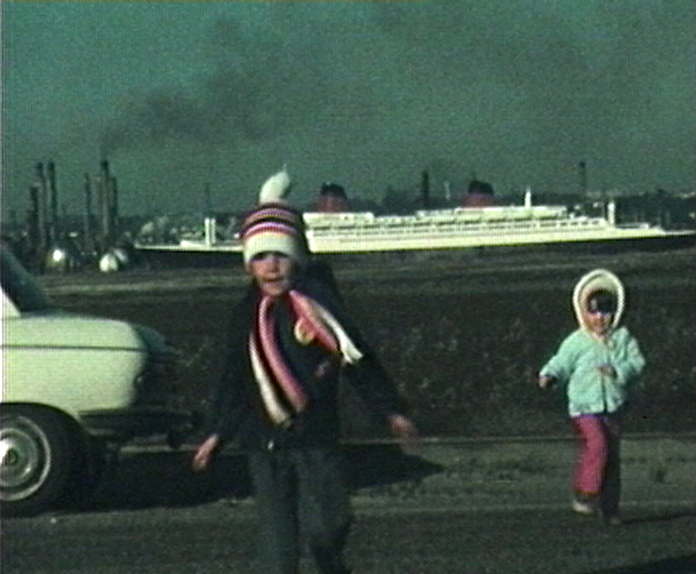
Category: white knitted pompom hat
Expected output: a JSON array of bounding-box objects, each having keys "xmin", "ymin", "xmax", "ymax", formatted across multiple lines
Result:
[{"xmin": 240, "ymin": 169, "xmax": 307, "ymax": 267}]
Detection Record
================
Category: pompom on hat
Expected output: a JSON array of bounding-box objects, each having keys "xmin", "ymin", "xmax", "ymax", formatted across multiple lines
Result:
[{"xmin": 240, "ymin": 168, "xmax": 308, "ymax": 267}]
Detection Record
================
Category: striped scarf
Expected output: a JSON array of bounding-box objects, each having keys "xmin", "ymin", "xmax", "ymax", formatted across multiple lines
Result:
[{"xmin": 249, "ymin": 290, "xmax": 363, "ymax": 426}]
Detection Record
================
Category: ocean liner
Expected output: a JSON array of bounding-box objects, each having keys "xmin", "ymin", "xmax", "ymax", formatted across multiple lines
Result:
[{"xmin": 135, "ymin": 186, "xmax": 696, "ymax": 262}]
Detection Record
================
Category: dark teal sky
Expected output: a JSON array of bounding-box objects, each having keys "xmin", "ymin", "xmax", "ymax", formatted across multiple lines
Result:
[{"xmin": 2, "ymin": 1, "xmax": 695, "ymax": 217}]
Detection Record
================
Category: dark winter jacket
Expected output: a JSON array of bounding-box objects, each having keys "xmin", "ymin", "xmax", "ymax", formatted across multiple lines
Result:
[{"xmin": 207, "ymin": 267, "xmax": 406, "ymax": 451}]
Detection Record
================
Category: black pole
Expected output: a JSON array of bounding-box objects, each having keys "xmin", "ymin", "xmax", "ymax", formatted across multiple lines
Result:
[
  {"xmin": 421, "ymin": 169, "xmax": 430, "ymax": 209},
  {"xmin": 34, "ymin": 162, "xmax": 49, "ymax": 253},
  {"xmin": 47, "ymin": 161, "xmax": 59, "ymax": 242},
  {"xmin": 578, "ymin": 160, "xmax": 587, "ymax": 195},
  {"xmin": 99, "ymin": 160, "xmax": 111, "ymax": 250},
  {"xmin": 83, "ymin": 173, "xmax": 95, "ymax": 255}
]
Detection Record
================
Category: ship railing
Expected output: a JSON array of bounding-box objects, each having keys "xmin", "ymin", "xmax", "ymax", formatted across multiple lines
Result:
[{"xmin": 306, "ymin": 216, "xmax": 611, "ymax": 239}]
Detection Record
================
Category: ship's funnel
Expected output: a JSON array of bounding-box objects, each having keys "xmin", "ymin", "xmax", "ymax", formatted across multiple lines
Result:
[
  {"xmin": 316, "ymin": 182, "xmax": 349, "ymax": 212},
  {"xmin": 462, "ymin": 179, "xmax": 495, "ymax": 208}
]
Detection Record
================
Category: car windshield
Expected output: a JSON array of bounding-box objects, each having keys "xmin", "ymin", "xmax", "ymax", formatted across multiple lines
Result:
[{"xmin": 1, "ymin": 248, "xmax": 53, "ymax": 312}]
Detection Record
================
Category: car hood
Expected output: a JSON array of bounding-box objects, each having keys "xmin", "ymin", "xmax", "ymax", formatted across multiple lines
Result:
[{"xmin": 3, "ymin": 310, "xmax": 169, "ymax": 353}]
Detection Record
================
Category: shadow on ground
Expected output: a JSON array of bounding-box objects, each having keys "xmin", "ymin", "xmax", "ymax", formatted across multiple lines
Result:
[
  {"xmin": 70, "ymin": 444, "xmax": 443, "ymax": 514},
  {"xmin": 589, "ymin": 553, "xmax": 696, "ymax": 574},
  {"xmin": 624, "ymin": 509, "xmax": 696, "ymax": 526}
]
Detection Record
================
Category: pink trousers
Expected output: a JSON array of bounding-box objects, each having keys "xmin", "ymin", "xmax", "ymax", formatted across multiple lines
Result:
[{"xmin": 571, "ymin": 413, "xmax": 622, "ymax": 516}]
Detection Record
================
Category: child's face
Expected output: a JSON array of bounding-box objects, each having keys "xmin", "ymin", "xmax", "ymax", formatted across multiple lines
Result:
[
  {"xmin": 249, "ymin": 252, "xmax": 295, "ymax": 297},
  {"xmin": 583, "ymin": 307, "xmax": 614, "ymax": 335}
]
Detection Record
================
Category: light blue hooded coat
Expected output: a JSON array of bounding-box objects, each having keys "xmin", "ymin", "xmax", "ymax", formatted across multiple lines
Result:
[{"xmin": 540, "ymin": 269, "xmax": 646, "ymax": 417}]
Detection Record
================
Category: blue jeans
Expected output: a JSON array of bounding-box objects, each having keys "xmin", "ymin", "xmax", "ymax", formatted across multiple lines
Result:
[{"xmin": 248, "ymin": 447, "xmax": 352, "ymax": 574}]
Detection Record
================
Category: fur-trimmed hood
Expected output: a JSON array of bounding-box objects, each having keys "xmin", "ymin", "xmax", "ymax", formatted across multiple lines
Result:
[{"xmin": 572, "ymin": 268, "xmax": 625, "ymax": 331}]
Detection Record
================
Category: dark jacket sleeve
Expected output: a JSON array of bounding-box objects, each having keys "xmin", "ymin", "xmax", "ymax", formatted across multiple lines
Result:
[
  {"xmin": 206, "ymin": 289, "xmax": 256, "ymax": 441},
  {"xmin": 342, "ymin": 351, "xmax": 409, "ymax": 420},
  {"xmin": 300, "ymin": 273, "xmax": 409, "ymax": 420}
]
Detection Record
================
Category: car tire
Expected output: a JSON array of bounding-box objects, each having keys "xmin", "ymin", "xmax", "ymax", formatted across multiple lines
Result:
[{"xmin": 0, "ymin": 406, "xmax": 79, "ymax": 517}]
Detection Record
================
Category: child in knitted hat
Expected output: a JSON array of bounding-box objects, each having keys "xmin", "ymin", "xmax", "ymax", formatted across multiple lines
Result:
[
  {"xmin": 193, "ymin": 169, "xmax": 417, "ymax": 574},
  {"xmin": 538, "ymin": 269, "xmax": 645, "ymax": 525}
]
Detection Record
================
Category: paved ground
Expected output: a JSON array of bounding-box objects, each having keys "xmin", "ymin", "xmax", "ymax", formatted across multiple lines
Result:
[
  {"xmin": 347, "ymin": 434, "xmax": 696, "ymax": 512},
  {"xmin": 103, "ymin": 434, "xmax": 696, "ymax": 515},
  {"xmin": 4, "ymin": 435, "xmax": 695, "ymax": 573},
  {"xmin": 4, "ymin": 501, "xmax": 696, "ymax": 573}
]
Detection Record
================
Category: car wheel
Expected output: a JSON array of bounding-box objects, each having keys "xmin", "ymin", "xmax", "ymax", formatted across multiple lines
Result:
[{"xmin": 0, "ymin": 406, "xmax": 77, "ymax": 516}]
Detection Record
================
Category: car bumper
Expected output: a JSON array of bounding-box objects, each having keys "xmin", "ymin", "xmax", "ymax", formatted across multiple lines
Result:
[{"xmin": 79, "ymin": 407, "xmax": 199, "ymax": 446}]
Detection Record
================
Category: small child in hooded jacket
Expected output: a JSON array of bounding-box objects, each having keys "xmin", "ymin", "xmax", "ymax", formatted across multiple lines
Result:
[{"xmin": 538, "ymin": 269, "xmax": 645, "ymax": 524}]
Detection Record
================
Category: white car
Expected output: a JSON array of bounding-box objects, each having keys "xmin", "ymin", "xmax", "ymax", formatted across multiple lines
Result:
[{"xmin": 1, "ymin": 246, "xmax": 194, "ymax": 516}]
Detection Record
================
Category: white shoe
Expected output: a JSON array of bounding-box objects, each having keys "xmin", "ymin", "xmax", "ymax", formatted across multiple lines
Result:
[{"xmin": 572, "ymin": 499, "xmax": 596, "ymax": 515}]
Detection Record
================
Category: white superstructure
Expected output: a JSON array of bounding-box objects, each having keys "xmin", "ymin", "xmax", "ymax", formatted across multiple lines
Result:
[
  {"xmin": 301, "ymin": 201, "xmax": 691, "ymax": 253},
  {"xmin": 136, "ymin": 196, "xmax": 695, "ymax": 255}
]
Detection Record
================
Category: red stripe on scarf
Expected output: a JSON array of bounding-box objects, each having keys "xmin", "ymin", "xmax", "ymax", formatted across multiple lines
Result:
[
  {"xmin": 257, "ymin": 295, "xmax": 308, "ymax": 413},
  {"xmin": 288, "ymin": 291, "xmax": 339, "ymax": 354}
]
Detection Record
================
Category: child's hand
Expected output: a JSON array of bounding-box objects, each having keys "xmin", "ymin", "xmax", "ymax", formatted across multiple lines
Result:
[
  {"xmin": 314, "ymin": 356, "xmax": 340, "ymax": 380},
  {"xmin": 598, "ymin": 364, "xmax": 616, "ymax": 378},
  {"xmin": 538, "ymin": 375, "xmax": 556, "ymax": 389},
  {"xmin": 192, "ymin": 434, "xmax": 220, "ymax": 473},
  {"xmin": 388, "ymin": 414, "xmax": 419, "ymax": 442}
]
